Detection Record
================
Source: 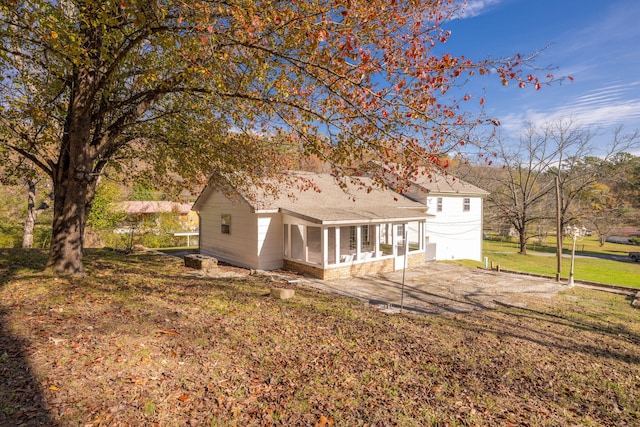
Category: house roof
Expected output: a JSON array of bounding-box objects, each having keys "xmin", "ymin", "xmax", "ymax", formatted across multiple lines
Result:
[
  {"xmin": 386, "ymin": 168, "xmax": 488, "ymax": 201},
  {"xmin": 412, "ymin": 170, "xmax": 488, "ymax": 196},
  {"xmin": 194, "ymin": 172, "xmax": 430, "ymax": 225},
  {"xmin": 118, "ymin": 201, "xmax": 193, "ymax": 215}
]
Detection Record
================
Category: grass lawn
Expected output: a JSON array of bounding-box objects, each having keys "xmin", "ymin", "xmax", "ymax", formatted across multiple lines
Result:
[
  {"xmin": 1, "ymin": 249, "xmax": 639, "ymax": 426},
  {"xmin": 454, "ymin": 237, "xmax": 640, "ymax": 289}
]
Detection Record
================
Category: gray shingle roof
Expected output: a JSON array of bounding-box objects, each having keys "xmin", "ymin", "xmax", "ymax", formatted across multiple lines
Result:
[
  {"xmin": 198, "ymin": 172, "xmax": 429, "ymax": 224},
  {"xmin": 385, "ymin": 168, "xmax": 488, "ymax": 202},
  {"xmin": 255, "ymin": 173, "xmax": 428, "ymax": 224},
  {"xmin": 410, "ymin": 170, "xmax": 488, "ymax": 195}
]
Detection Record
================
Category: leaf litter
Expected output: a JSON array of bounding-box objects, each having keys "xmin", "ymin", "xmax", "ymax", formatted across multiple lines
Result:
[{"xmin": 0, "ymin": 248, "xmax": 638, "ymax": 426}]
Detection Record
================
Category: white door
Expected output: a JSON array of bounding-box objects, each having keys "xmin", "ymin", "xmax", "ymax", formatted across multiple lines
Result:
[{"xmin": 394, "ymin": 224, "xmax": 407, "ymax": 270}]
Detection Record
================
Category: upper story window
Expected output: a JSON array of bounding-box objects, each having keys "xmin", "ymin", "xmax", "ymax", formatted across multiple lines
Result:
[
  {"xmin": 436, "ymin": 197, "xmax": 443, "ymax": 212},
  {"xmin": 463, "ymin": 198, "xmax": 470, "ymax": 212},
  {"xmin": 221, "ymin": 214, "xmax": 231, "ymax": 234}
]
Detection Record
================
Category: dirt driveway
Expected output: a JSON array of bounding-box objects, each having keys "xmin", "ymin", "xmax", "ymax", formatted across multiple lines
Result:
[{"xmin": 300, "ymin": 263, "xmax": 568, "ymax": 315}]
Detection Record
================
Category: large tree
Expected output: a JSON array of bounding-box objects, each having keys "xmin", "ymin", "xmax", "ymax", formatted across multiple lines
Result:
[
  {"xmin": 0, "ymin": 0, "xmax": 553, "ymax": 274},
  {"xmin": 477, "ymin": 125, "xmax": 558, "ymax": 254}
]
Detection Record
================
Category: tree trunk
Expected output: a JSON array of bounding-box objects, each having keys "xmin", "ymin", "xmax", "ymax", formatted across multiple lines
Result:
[
  {"xmin": 518, "ymin": 229, "xmax": 527, "ymax": 254},
  {"xmin": 22, "ymin": 179, "xmax": 37, "ymax": 249},
  {"xmin": 46, "ymin": 172, "xmax": 90, "ymax": 275},
  {"xmin": 45, "ymin": 99, "xmax": 96, "ymax": 275}
]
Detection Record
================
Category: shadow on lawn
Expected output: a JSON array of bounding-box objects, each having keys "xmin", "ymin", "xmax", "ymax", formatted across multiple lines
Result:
[
  {"xmin": 0, "ymin": 249, "xmax": 58, "ymax": 426},
  {"xmin": 482, "ymin": 301, "xmax": 640, "ymax": 364},
  {"xmin": 329, "ymin": 269, "xmax": 639, "ymax": 364}
]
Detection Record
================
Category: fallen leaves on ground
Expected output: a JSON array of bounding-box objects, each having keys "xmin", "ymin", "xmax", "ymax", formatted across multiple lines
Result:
[{"xmin": 0, "ymin": 249, "xmax": 638, "ymax": 426}]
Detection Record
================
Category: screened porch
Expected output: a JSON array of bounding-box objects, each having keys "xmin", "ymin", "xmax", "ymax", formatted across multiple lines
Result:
[{"xmin": 282, "ymin": 220, "xmax": 426, "ymax": 269}]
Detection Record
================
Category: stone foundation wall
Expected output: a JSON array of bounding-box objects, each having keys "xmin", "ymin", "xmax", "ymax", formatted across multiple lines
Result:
[
  {"xmin": 283, "ymin": 260, "xmax": 326, "ymax": 279},
  {"xmin": 407, "ymin": 253, "xmax": 426, "ymax": 268}
]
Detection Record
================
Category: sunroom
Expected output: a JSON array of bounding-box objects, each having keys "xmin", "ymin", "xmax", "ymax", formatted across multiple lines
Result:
[{"xmin": 281, "ymin": 210, "xmax": 430, "ymax": 280}]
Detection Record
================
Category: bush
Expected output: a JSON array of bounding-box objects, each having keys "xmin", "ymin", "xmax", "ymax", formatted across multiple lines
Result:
[
  {"xmin": 140, "ymin": 232, "xmax": 181, "ymax": 249},
  {"xmin": 0, "ymin": 224, "xmax": 22, "ymax": 248},
  {"xmin": 0, "ymin": 223, "xmax": 52, "ymax": 248}
]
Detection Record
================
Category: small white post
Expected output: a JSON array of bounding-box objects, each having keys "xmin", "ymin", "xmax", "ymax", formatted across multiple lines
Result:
[
  {"xmin": 567, "ymin": 225, "xmax": 583, "ymax": 287},
  {"xmin": 568, "ymin": 231, "xmax": 576, "ymax": 286}
]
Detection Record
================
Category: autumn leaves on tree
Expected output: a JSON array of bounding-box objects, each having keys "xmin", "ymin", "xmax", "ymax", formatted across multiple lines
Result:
[{"xmin": 0, "ymin": 0, "xmax": 559, "ymax": 274}]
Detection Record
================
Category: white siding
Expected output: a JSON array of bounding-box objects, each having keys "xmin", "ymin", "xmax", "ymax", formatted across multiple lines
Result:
[
  {"xmin": 197, "ymin": 192, "xmax": 260, "ymax": 269},
  {"xmin": 425, "ymin": 195, "xmax": 483, "ymax": 261},
  {"xmin": 256, "ymin": 214, "xmax": 284, "ymax": 270}
]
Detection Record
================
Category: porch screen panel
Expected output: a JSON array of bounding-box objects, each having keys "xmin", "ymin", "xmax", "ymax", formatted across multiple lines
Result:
[
  {"xmin": 340, "ymin": 226, "xmax": 353, "ymax": 254},
  {"xmin": 327, "ymin": 227, "xmax": 336, "ymax": 264},
  {"xmin": 407, "ymin": 221, "xmax": 421, "ymax": 252},
  {"xmin": 361, "ymin": 225, "xmax": 372, "ymax": 251},
  {"xmin": 291, "ymin": 224, "xmax": 304, "ymax": 261},
  {"xmin": 307, "ymin": 226, "xmax": 321, "ymax": 265},
  {"xmin": 379, "ymin": 223, "xmax": 393, "ymax": 255}
]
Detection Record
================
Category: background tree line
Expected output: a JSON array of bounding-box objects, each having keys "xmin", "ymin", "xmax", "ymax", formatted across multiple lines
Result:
[
  {"xmin": 455, "ymin": 119, "xmax": 640, "ymax": 252},
  {"xmin": 3, "ymin": 117, "xmax": 638, "ymax": 252}
]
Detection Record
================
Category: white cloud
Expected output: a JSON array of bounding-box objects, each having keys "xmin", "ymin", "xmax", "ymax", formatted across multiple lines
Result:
[
  {"xmin": 499, "ymin": 79, "xmax": 640, "ymax": 133},
  {"xmin": 454, "ymin": 0, "xmax": 506, "ymax": 19}
]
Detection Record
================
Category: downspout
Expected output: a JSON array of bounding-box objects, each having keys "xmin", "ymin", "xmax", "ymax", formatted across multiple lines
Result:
[{"xmin": 197, "ymin": 212, "xmax": 202, "ymax": 254}]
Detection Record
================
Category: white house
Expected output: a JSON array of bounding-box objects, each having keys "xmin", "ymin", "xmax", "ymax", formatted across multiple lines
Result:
[
  {"xmin": 400, "ymin": 170, "xmax": 488, "ymax": 261},
  {"xmin": 192, "ymin": 172, "xmax": 431, "ymax": 279}
]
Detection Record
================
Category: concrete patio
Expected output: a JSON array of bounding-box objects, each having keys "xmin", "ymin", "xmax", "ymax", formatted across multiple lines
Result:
[{"xmin": 300, "ymin": 262, "xmax": 568, "ymax": 315}]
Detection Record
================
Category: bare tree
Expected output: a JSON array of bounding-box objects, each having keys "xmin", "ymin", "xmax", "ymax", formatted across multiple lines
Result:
[
  {"xmin": 482, "ymin": 125, "xmax": 558, "ymax": 254},
  {"xmin": 477, "ymin": 120, "xmax": 639, "ymax": 254},
  {"xmin": 547, "ymin": 122, "xmax": 640, "ymax": 235}
]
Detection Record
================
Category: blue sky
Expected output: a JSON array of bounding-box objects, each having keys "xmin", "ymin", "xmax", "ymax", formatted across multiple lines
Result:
[{"xmin": 439, "ymin": 0, "xmax": 640, "ymax": 150}]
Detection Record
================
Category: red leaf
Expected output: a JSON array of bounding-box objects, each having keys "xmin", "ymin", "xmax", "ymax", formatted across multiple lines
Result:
[{"xmin": 315, "ymin": 415, "xmax": 334, "ymax": 426}]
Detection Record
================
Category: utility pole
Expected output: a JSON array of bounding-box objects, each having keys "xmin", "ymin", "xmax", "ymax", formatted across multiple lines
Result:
[{"xmin": 555, "ymin": 176, "xmax": 562, "ymax": 282}]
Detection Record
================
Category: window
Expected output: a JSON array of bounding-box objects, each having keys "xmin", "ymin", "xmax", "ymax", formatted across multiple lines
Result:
[
  {"xmin": 221, "ymin": 214, "xmax": 231, "ymax": 234},
  {"xmin": 436, "ymin": 197, "xmax": 443, "ymax": 212},
  {"xmin": 463, "ymin": 198, "xmax": 470, "ymax": 212}
]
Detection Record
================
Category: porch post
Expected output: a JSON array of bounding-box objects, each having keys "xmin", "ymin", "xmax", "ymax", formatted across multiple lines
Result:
[
  {"xmin": 322, "ymin": 227, "xmax": 329, "ymax": 267},
  {"xmin": 373, "ymin": 224, "xmax": 380, "ymax": 257},
  {"xmin": 335, "ymin": 227, "xmax": 341, "ymax": 263},
  {"xmin": 356, "ymin": 225, "xmax": 362, "ymax": 260},
  {"xmin": 303, "ymin": 225, "xmax": 308, "ymax": 262}
]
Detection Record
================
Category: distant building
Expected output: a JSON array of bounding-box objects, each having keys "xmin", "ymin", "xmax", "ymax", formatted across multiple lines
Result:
[{"xmin": 117, "ymin": 201, "xmax": 198, "ymax": 231}]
